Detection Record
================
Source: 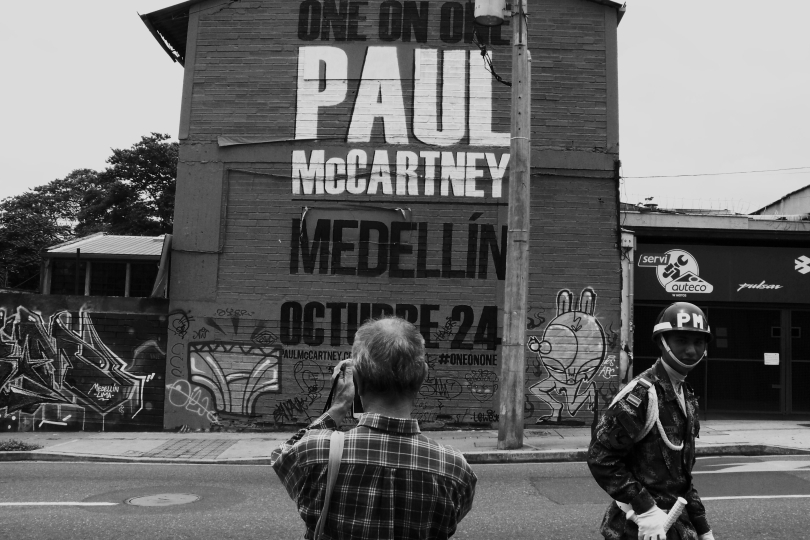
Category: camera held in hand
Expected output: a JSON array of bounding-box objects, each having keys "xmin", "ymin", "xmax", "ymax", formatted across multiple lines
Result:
[{"xmin": 323, "ymin": 361, "xmax": 364, "ymax": 418}]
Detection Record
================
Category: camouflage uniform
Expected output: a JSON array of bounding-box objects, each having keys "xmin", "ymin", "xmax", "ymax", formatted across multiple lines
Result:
[{"xmin": 588, "ymin": 359, "xmax": 711, "ymax": 540}]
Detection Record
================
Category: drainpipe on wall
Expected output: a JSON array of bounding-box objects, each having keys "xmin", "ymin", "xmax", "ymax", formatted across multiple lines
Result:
[{"xmin": 620, "ymin": 230, "xmax": 636, "ymax": 385}]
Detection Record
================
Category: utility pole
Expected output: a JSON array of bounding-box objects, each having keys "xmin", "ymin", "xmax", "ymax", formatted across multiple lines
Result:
[
  {"xmin": 474, "ymin": 0, "xmax": 531, "ymax": 449},
  {"xmin": 498, "ymin": 0, "xmax": 531, "ymax": 450},
  {"xmin": 474, "ymin": 0, "xmax": 532, "ymax": 450}
]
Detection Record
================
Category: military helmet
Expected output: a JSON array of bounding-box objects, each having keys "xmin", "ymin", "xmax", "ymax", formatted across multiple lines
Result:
[{"xmin": 652, "ymin": 302, "xmax": 712, "ymax": 343}]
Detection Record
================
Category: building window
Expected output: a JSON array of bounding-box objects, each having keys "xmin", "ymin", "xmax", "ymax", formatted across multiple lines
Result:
[
  {"xmin": 129, "ymin": 262, "xmax": 160, "ymax": 297},
  {"xmin": 50, "ymin": 260, "xmax": 87, "ymax": 295},
  {"xmin": 90, "ymin": 262, "xmax": 127, "ymax": 297}
]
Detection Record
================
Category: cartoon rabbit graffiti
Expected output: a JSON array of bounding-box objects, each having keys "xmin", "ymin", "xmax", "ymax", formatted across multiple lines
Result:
[{"xmin": 527, "ymin": 288, "xmax": 607, "ymax": 424}]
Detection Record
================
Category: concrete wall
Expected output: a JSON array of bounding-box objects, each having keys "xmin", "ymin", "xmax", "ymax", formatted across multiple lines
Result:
[
  {"xmin": 0, "ymin": 294, "xmax": 169, "ymax": 431},
  {"xmin": 166, "ymin": 0, "xmax": 623, "ymax": 430}
]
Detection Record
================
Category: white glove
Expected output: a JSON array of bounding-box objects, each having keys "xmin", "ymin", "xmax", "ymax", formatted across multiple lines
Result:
[
  {"xmin": 636, "ymin": 505, "xmax": 668, "ymax": 540},
  {"xmin": 698, "ymin": 532, "xmax": 715, "ymax": 540}
]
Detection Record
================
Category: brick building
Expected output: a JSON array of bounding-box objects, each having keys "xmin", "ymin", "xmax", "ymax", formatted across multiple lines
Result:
[{"xmin": 143, "ymin": 0, "xmax": 626, "ymax": 430}]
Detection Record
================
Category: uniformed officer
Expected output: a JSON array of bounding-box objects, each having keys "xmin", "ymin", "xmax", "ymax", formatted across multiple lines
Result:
[{"xmin": 588, "ymin": 302, "xmax": 715, "ymax": 540}]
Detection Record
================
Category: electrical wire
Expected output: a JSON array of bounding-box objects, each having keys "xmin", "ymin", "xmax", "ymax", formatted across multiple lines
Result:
[
  {"xmin": 472, "ymin": 28, "xmax": 511, "ymax": 87},
  {"xmin": 622, "ymin": 166, "xmax": 810, "ymax": 179}
]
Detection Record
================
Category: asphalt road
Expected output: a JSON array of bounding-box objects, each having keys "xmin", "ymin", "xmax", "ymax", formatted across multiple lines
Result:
[{"xmin": 0, "ymin": 456, "xmax": 808, "ymax": 539}]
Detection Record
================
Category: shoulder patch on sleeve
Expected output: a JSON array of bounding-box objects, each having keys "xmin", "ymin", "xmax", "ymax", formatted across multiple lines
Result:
[{"xmin": 626, "ymin": 393, "xmax": 642, "ymax": 408}]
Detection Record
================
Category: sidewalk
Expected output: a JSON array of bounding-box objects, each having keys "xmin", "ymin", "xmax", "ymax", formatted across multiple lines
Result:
[{"xmin": 1, "ymin": 419, "xmax": 808, "ymax": 465}]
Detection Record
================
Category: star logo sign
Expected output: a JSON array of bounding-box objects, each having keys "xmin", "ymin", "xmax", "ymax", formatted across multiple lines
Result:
[{"xmin": 796, "ymin": 255, "xmax": 810, "ymax": 275}]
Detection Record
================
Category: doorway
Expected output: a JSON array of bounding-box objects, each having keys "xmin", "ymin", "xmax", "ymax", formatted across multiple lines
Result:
[
  {"xmin": 705, "ymin": 307, "xmax": 781, "ymax": 412},
  {"xmin": 791, "ymin": 310, "xmax": 810, "ymax": 413},
  {"xmin": 632, "ymin": 304, "xmax": 807, "ymax": 415}
]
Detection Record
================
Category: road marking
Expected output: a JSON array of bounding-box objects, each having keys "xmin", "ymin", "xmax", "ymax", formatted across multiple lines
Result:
[
  {"xmin": 0, "ymin": 502, "xmax": 119, "ymax": 506},
  {"xmin": 694, "ymin": 460, "xmax": 810, "ymax": 474},
  {"xmin": 6, "ymin": 461, "xmax": 277, "ymax": 467},
  {"xmin": 703, "ymin": 495, "xmax": 810, "ymax": 501}
]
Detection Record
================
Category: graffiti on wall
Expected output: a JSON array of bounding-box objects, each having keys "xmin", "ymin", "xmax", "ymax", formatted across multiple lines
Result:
[
  {"xmin": 526, "ymin": 288, "xmax": 610, "ymax": 425},
  {"xmin": 166, "ymin": 312, "xmax": 285, "ymax": 427},
  {"xmin": 165, "ymin": 294, "xmax": 622, "ymax": 430},
  {"xmin": 189, "ymin": 342, "xmax": 281, "ymax": 416},
  {"xmin": 0, "ymin": 306, "xmax": 164, "ymax": 431},
  {"xmin": 165, "ymin": 303, "xmax": 507, "ymax": 429}
]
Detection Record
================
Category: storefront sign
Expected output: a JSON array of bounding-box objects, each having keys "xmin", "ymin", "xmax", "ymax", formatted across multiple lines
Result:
[
  {"xmin": 796, "ymin": 255, "xmax": 810, "ymax": 275},
  {"xmin": 636, "ymin": 244, "xmax": 810, "ymax": 303}
]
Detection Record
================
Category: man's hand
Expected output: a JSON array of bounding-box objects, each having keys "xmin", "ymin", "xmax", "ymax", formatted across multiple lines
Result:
[
  {"xmin": 327, "ymin": 359, "xmax": 355, "ymax": 425},
  {"xmin": 698, "ymin": 532, "xmax": 715, "ymax": 540},
  {"xmin": 636, "ymin": 505, "xmax": 668, "ymax": 540}
]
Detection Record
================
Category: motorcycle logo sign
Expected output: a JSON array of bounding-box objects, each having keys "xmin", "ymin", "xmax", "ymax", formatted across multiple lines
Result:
[{"xmin": 638, "ymin": 249, "xmax": 714, "ymax": 295}]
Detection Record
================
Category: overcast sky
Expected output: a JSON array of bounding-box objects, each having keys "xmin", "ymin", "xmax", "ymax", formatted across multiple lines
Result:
[{"xmin": 1, "ymin": 1, "xmax": 808, "ymax": 214}]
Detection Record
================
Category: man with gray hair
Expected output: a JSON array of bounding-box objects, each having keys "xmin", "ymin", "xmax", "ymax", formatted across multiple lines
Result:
[{"xmin": 271, "ymin": 316, "xmax": 477, "ymax": 539}]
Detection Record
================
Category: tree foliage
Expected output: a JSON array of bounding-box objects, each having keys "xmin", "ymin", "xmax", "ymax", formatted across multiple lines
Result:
[
  {"xmin": 78, "ymin": 133, "xmax": 178, "ymax": 236},
  {"xmin": 0, "ymin": 133, "xmax": 178, "ymax": 290}
]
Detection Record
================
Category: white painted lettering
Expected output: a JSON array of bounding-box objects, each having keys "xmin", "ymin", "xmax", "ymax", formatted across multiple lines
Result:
[
  {"xmin": 368, "ymin": 150, "xmax": 394, "ymax": 194},
  {"xmin": 486, "ymin": 153, "xmax": 509, "ymax": 198},
  {"xmin": 348, "ymin": 47, "xmax": 408, "ymax": 144},
  {"xmin": 413, "ymin": 49, "xmax": 466, "ymax": 146},
  {"xmin": 396, "ymin": 151, "xmax": 420, "ymax": 195},
  {"xmin": 469, "ymin": 51, "xmax": 510, "ymax": 147},
  {"xmin": 441, "ymin": 152, "xmax": 466, "ymax": 196},
  {"xmin": 421, "ymin": 150, "xmax": 440, "ymax": 196},
  {"xmin": 324, "ymin": 157, "xmax": 346, "ymax": 195},
  {"xmin": 295, "ymin": 47, "xmax": 348, "ymax": 140},
  {"xmin": 346, "ymin": 149, "xmax": 368, "ymax": 194},
  {"xmin": 465, "ymin": 152, "xmax": 485, "ymax": 198},
  {"xmin": 292, "ymin": 150, "xmax": 326, "ymax": 194},
  {"xmin": 292, "ymin": 148, "xmax": 508, "ymax": 199}
]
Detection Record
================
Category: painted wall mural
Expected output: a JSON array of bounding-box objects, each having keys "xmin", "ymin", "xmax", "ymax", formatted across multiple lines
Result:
[
  {"xmin": 526, "ymin": 288, "xmax": 619, "ymax": 425},
  {"xmin": 0, "ymin": 297, "xmax": 167, "ymax": 431},
  {"xmin": 188, "ymin": 342, "xmax": 280, "ymax": 415},
  {"xmin": 164, "ymin": 291, "xmax": 622, "ymax": 430},
  {"xmin": 163, "ymin": 301, "xmax": 510, "ymax": 430}
]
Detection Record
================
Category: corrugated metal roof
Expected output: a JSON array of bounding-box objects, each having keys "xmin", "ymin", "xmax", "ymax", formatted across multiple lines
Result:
[{"xmin": 47, "ymin": 234, "xmax": 165, "ymax": 257}]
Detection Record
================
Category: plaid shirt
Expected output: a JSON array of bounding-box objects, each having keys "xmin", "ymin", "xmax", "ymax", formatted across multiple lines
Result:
[{"xmin": 271, "ymin": 412, "xmax": 477, "ymax": 539}]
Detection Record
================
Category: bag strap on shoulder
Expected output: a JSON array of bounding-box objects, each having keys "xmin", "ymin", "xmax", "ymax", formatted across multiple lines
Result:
[{"xmin": 313, "ymin": 430, "xmax": 345, "ymax": 540}]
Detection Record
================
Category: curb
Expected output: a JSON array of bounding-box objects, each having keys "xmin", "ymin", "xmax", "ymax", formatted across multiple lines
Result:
[
  {"xmin": 464, "ymin": 449, "xmax": 589, "ymax": 464},
  {"xmin": 464, "ymin": 445, "xmax": 810, "ymax": 465},
  {"xmin": 2, "ymin": 444, "xmax": 808, "ymax": 465},
  {"xmin": 695, "ymin": 444, "xmax": 810, "ymax": 457},
  {"xmin": 0, "ymin": 451, "xmax": 276, "ymax": 465}
]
